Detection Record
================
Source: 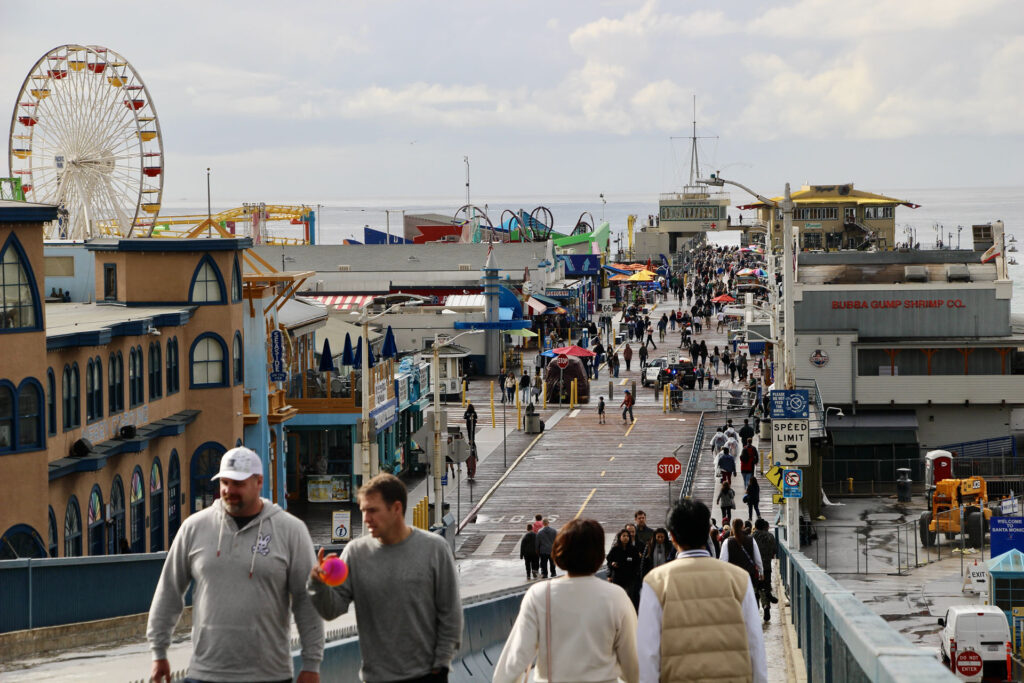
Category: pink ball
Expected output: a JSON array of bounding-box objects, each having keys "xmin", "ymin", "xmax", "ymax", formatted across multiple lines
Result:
[{"xmin": 320, "ymin": 557, "xmax": 348, "ymax": 586}]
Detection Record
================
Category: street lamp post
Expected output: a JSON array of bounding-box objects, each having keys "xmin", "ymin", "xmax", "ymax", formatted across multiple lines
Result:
[
  {"xmin": 429, "ymin": 329, "xmax": 482, "ymax": 527},
  {"xmin": 699, "ymin": 174, "xmax": 798, "ymax": 549}
]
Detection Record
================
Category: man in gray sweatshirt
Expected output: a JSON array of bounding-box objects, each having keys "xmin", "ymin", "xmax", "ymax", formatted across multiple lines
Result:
[
  {"xmin": 147, "ymin": 447, "xmax": 324, "ymax": 682},
  {"xmin": 536, "ymin": 518, "xmax": 558, "ymax": 578},
  {"xmin": 308, "ymin": 473, "xmax": 462, "ymax": 682}
]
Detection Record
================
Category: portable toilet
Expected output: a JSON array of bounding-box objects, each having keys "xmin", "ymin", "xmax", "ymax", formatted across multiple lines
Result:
[
  {"xmin": 987, "ymin": 549, "xmax": 1024, "ymax": 631},
  {"xmin": 925, "ymin": 450, "xmax": 954, "ymax": 504}
]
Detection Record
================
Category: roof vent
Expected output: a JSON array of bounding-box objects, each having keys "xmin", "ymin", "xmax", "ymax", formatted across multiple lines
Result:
[
  {"xmin": 904, "ymin": 265, "xmax": 928, "ymax": 282},
  {"xmin": 946, "ymin": 264, "xmax": 971, "ymax": 282},
  {"xmin": 337, "ymin": 265, "xmax": 351, "ymax": 272},
  {"xmin": 458, "ymin": 264, "xmax": 472, "ymax": 271}
]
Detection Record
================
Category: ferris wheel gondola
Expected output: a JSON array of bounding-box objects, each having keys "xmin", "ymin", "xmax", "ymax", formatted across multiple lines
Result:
[{"xmin": 8, "ymin": 44, "xmax": 163, "ymax": 240}]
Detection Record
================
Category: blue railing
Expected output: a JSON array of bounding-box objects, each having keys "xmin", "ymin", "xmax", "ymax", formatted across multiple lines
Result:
[
  {"xmin": 678, "ymin": 411, "xmax": 706, "ymax": 500},
  {"xmin": 0, "ymin": 553, "xmax": 172, "ymax": 632},
  {"xmin": 939, "ymin": 435, "xmax": 1016, "ymax": 459},
  {"xmin": 777, "ymin": 539, "xmax": 956, "ymax": 682}
]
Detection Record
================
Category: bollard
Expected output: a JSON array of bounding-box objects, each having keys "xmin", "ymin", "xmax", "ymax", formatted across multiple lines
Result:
[
  {"xmin": 543, "ymin": 382, "xmax": 547, "ymax": 409},
  {"xmin": 848, "ymin": 477, "xmax": 854, "ymax": 493},
  {"xmin": 461, "ymin": 380, "xmax": 466, "ymax": 407},
  {"xmin": 516, "ymin": 388, "xmax": 521, "ymax": 430},
  {"xmin": 663, "ymin": 386, "xmax": 668, "ymax": 413},
  {"xmin": 490, "ymin": 381, "xmax": 496, "ymax": 427},
  {"xmin": 608, "ymin": 380, "xmax": 614, "ymax": 400},
  {"xmin": 631, "ymin": 380, "xmax": 636, "ymax": 398}
]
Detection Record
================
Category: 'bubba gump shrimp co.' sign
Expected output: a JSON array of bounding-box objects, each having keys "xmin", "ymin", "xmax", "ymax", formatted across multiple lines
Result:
[{"xmin": 831, "ymin": 298, "xmax": 967, "ymax": 310}]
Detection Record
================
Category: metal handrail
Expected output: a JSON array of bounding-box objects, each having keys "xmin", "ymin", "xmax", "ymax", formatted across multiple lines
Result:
[{"xmin": 677, "ymin": 411, "xmax": 706, "ymax": 499}]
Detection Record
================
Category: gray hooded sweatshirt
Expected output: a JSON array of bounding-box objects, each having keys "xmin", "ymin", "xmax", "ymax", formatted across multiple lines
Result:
[{"xmin": 147, "ymin": 498, "xmax": 324, "ymax": 681}]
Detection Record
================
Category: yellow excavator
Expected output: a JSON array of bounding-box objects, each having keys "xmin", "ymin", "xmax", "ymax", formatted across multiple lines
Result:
[{"xmin": 919, "ymin": 476, "xmax": 991, "ymax": 547}]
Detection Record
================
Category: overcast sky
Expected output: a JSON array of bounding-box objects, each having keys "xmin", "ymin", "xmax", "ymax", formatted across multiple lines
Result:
[{"xmin": 3, "ymin": 0, "xmax": 1023, "ymax": 206}]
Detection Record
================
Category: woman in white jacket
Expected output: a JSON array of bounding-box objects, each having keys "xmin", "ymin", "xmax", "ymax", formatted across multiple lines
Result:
[{"xmin": 493, "ymin": 518, "xmax": 639, "ymax": 683}]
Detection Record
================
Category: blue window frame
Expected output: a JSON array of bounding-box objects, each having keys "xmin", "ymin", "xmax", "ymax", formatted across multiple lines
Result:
[
  {"xmin": 150, "ymin": 458, "xmax": 164, "ymax": 552},
  {"xmin": 17, "ymin": 379, "xmax": 42, "ymax": 450},
  {"xmin": 166, "ymin": 337, "xmax": 180, "ymax": 394},
  {"xmin": 108, "ymin": 475, "xmax": 125, "ymax": 555},
  {"xmin": 47, "ymin": 369, "xmax": 56, "ymax": 436},
  {"xmin": 129, "ymin": 466, "xmax": 145, "ymax": 553},
  {"xmin": 190, "ymin": 442, "xmax": 225, "ymax": 512},
  {"xmin": 149, "ymin": 341, "xmax": 162, "ymax": 399},
  {"xmin": 168, "ymin": 451, "xmax": 181, "ymax": 544},
  {"xmin": 109, "ymin": 351, "xmax": 124, "ymax": 414},
  {"xmin": 48, "ymin": 506, "xmax": 57, "ymax": 557},
  {"xmin": 231, "ymin": 255, "xmax": 242, "ymax": 303},
  {"xmin": 62, "ymin": 364, "xmax": 80, "ymax": 430},
  {"xmin": 129, "ymin": 346, "xmax": 144, "ymax": 407},
  {"xmin": 0, "ymin": 523, "xmax": 47, "ymax": 559},
  {"xmin": 0, "ymin": 383, "xmax": 12, "ymax": 452},
  {"xmin": 189, "ymin": 254, "xmax": 226, "ymax": 304},
  {"xmin": 64, "ymin": 496, "xmax": 82, "ymax": 557},
  {"xmin": 233, "ymin": 332, "xmax": 243, "ymax": 385},
  {"xmin": 190, "ymin": 333, "xmax": 228, "ymax": 388},
  {"xmin": 87, "ymin": 485, "xmax": 105, "ymax": 556},
  {"xmin": 86, "ymin": 357, "xmax": 103, "ymax": 423},
  {"xmin": 0, "ymin": 233, "xmax": 42, "ymax": 332}
]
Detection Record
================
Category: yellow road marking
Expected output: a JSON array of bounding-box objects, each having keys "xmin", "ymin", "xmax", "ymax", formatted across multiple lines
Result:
[
  {"xmin": 624, "ymin": 420, "xmax": 637, "ymax": 437},
  {"xmin": 601, "ymin": 470, "xmax": 606, "ymax": 477},
  {"xmin": 619, "ymin": 378, "xmax": 628, "ymax": 385},
  {"xmin": 575, "ymin": 488, "xmax": 598, "ymax": 518},
  {"xmin": 610, "ymin": 456, "xmax": 615, "ymax": 461}
]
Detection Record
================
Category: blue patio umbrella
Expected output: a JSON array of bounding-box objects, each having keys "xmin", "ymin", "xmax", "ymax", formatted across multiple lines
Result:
[
  {"xmin": 341, "ymin": 333, "xmax": 354, "ymax": 366},
  {"xmin": 381, "ymin": 326, "xmax": 398, "ymax": 358},
  {"xmin": 353, "ymin": 337, "xmax": 376, "ymax": 368},
  {"xmin": 318, "ymin": 337, "xmax": 337, "ymax": 372}
]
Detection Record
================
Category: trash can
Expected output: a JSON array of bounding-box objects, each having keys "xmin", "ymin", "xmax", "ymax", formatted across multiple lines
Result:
[
  {"xmin": 896, "ymin": 468, "xmax": 912, "ymax": 502},
  {"xmin": 760, "ymin": 419, "xmax": 771, "ymax": 440},
  {"xmin": 525, "ymin": 413, "xmax": 543, "ymax": 434}
]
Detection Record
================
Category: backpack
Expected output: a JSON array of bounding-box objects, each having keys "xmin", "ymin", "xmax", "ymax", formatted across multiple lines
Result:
[{"xmin": 727, "ymin": 536, "xmax": 760, "ymax": 585}]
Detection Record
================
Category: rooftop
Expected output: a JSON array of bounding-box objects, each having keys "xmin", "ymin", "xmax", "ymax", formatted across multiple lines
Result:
[
  {"xmin": 797, "ymin": 250, "xmax": 1001, "ymax": 285},
  {"xmin": 737, "ymin": 183, "xmax": 919, "ymax": 209},
  {"xmin": 45, "ymin": 302, "xmax": 194, "ymax": 349}
]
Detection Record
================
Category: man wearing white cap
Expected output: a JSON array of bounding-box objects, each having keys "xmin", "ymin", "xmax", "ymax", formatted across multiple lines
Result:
[{"xmin": 147, "ymin": 446, "xmax": 324, "ymax": 683}]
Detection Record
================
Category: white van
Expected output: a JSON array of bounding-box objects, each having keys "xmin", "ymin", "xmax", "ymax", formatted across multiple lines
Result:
[{"xmin": 937, "ymin": 604, "xmax": 1010, "ymax": 681}]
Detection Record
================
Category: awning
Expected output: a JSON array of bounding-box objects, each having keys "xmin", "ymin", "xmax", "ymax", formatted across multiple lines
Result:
[
  {"xmin": 532, "ymin": 293, "xmax": 562, "ymax": 306},
  {"xmin": 526, "ymin": 296, "xmax": 547, "ymax": 313},
  {"xmin": 307, "ymin": 294, "xmax": 375, "ymax": 311},
  {"xmin": 828, "ymin": 410, "xmax": 918, "ymax": 446}
]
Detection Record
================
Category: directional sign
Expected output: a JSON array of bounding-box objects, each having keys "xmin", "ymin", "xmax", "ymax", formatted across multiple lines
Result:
[
  {"xmin": 770, "ymin": 389, "xmax": 809, "ymax": 419},
  {"xmin": 782, "ymin": 469, "xmax": 803, "ymax": 498},
  {"xmin": 658, "ymin": 456, "xmax": 682, "ymax": 482},
  {"xmin": 773, "ymin": 419, "xmax": 810, "ymax": 466},
  {"xmin": 555, "ymin": 354, "xmax": 570, "ymax": 369}
]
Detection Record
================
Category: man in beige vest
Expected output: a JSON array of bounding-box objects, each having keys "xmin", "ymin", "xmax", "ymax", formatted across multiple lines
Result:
[{"xmin": 637, "ymin": 500, "xmax": 766, "ymax": 682}]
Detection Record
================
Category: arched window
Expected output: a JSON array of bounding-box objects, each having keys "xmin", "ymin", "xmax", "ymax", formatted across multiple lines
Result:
[
  {"xmin": 108, "ymin": 476, "xmax": 125, "ymax": 555},
  {"xmin": 87, "ymin": 485, "xmax": 105, "ymax": 556},
  {"xmin": 47, "ymin": 369, "xmax": 56, "ymax": 436},
  {"xmin": 167, "ymin": 451, "xmax": 181, "ymax": 544},
  {"xmin": 150, "ymin": 458, "xmax": 164, "ymax": 552},
  {"xmin": 231, "ymin": 256, "xmax": 242, "ymax": 303},
  {"xmin": 62, "ymin": 364, "xmax": 80, "ymax": 430},
  {"xmin": 130, "ymin": 466, "xmax": 146, "ymax": 553},
  {"xmin": 48, "ymin": 506, "xmax": 57, "ymax": 557},
  {"xmin": 166, "ymin": 337, "xmax": 180, "ymax": 394},
  {"xmin": 86, "ymin": 359, "xmax": 96, "ymax": 422},
  {"xmin": 190, "ymin": 442, "xmax": 225, "ymax": 512},
  {"xmin": 0, "ymin": 234, "xmax": 42, "ymax": 331},
  {"xmin": 109, "ymin": 351, "xmax": 124, "ymax": 414},
  {"xmin": 149, "ymin": 341, "xmax": 162, "ymax": 400},
  {"xmin": 190, "ymin": 334, "xmax": 227, "ymax": 387},
  {"xmin": 17, "ymin": 380, "xmax": 42, "ymax": 449},
  {"xmin": 233, "ymin": 332, "xmax": 243, "ymax": 385},
  {"xmin": 134, "ymin": 346, "xmax": 144, "ymax": 404},
  {"xmin": 189, "ymin": 255, "xmax": 226, "ymax": 304},
  {"xmin": 0, "ymin": 383, "xmax": 12, "ymax": 452},
  {"xmin": 0, "ymin": 524, "xmax": 47, "ymax": 559},
  {"xmin": 91, "ymin": 356, "xmax": 103, "ymax": 420},
  {"xmin": 64, "ymin": 496, "xmax": 82, "ymax": 557},
  {"xmin": 129, "ymin": 347, "xmax": 145, "ymax": 407}
]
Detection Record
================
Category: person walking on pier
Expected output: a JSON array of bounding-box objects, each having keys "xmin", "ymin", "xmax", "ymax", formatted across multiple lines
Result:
[
  {"xmin": 607, "ymin": 528, "xmax": 642, "ymax": 609},
  {"xmin": 494, "ymin": 519, "xmax": 639, "ymax": 683},
  {"xmin": 519, "ymin": 371, "xmax": 531, "ymax": 404},
  {"xmin": 598, "ymin": 396, "xmax": 607, "ymax": 424},
  {"xmin": 520, "ymin": 524, "xmax": 540, "ymax": 579},
  {"xmin": 752, "ymin": 518, "xmax": 780, "ymax": 621},
  {"xmin": 623, "ymin": 344, "xmax": 633, "ymax": 372},
  {"xmin": 536, "ymin": 518, "xmax": 558, "ymax": 578},
  {"xmin": 638, "ymin": 500, "xmax": 767, "ymax": 683},
  {"xmin": 716, "ymin": 480, "xmax": 736, "ymax": 524},
  {"xmin": 638, "ymin": 343, "xmax": 648, "ymax": 371},
  {"xmin": 308, "ymin": 473, "xmax": 462, "ymax": 682},
  {"xmin": 620, "ymin": 389, "xmax": 635, "ymax": 425},
  {"xmin": 744, "ymin": 475, "xmax": 761, "ymax": 521},
  {"xmin": 148, "ymin": 447, "xmax": 324, "ymax": 683},
  {"xmin": 463, "ymin": 402, "xmax": 477, "ymax": 445},
  {"xmin": 740, "ymin": 438, "xmax": 759, "ymax": 489}
]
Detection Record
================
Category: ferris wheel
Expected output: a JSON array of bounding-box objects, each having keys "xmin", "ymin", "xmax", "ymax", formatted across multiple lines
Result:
[{"xmin": 8, "ymin": 44, "xmax": 163, "ymax": 240}]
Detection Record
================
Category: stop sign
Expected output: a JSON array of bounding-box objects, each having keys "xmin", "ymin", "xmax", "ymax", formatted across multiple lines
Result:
[
  {"xmin": 555, "ymin": 354, "xmax": 569, "ymax": 369},
  {"xmin": 658, "ymin": 456, "xmax": 682, "ymax": 481},
  {"xmin": 956, "ymin": 650, "xmax": 982, "ymax": 677}
]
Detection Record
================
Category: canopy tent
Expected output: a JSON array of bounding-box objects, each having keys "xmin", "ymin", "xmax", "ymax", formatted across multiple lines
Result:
[
  {"xmin": 628, "ymin": 270, "xmax": 655, "ymax": 281},
  {"xmin": 712, "ymin": 294, "xmax": 736, "ymax": 303},
  {"xmin": 506, "ymin": 328, "xmax": 538, "ymax": 337},
  {"xmin": 551, "ymin": 345, "xmax": 596, "ymax": 358}
]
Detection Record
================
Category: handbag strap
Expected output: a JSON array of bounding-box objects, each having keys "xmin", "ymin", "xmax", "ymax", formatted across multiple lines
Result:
[{"xmin": 545, "ymin": 579, "xmax": 553, "ymax": 680}]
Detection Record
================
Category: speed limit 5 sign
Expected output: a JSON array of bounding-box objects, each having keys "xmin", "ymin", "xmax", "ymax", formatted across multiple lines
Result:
[{"xmin": 772, "ymin": 419, "xmax": 810, "ymax": 466}]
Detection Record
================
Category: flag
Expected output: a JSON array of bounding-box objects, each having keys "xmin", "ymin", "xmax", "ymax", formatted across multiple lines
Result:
[{"xmin": 981, "ymin": 244, "xmax": 1001, "ymax": 263}]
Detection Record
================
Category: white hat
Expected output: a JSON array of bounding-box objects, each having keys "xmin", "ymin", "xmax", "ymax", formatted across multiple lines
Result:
[{"xmin": 212, "ymin": 447, "xmax": 263, "ymax": 481}]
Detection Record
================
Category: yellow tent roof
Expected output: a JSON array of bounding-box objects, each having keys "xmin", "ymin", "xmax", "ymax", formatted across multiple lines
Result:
[{"xmin": 628, "ymin": 270, "xmax": 655, "ymax": 281}]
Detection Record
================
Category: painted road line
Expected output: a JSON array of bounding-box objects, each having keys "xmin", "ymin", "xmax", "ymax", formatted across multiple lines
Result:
[
  {"xmin": 619, "ymin": 378, "xmax": 627, "ymax": 386},
  {"xmin": 475, "ymin": 533, "xmax": 504, "ymax": 556},
  {"xmin": 600, "ymin": 470, "xmax": 606, "ymax": 477},
  {"xmin": 610, "ymin": 456, "xmax": 615, "ymax": 461},
  {"xmin": 624, "ymin": 420, "xmax": 637, "ymax": 437},
  {"xmin": 569, "ymin": 409, "xmax": 580, "ymax": 418},
  {"xmin": 575, "ymin": 488, "xmax": 597, "ymax": 519}
]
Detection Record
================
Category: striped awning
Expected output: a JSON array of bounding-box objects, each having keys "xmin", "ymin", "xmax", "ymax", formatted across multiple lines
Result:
[{"xmin": 308, "ymin": 295, "xmax": 375, "ymax": 311}]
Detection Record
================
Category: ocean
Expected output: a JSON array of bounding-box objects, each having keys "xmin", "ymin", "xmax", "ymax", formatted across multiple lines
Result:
[{"xmin": 163, "ymin": 185, "xmax": 1024, "ymax": 313}]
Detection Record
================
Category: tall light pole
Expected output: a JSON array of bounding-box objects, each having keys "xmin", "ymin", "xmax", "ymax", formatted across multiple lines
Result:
[
  {"xmin": 354, "ymin": 296, "xmax": 423, "ymax": 482},
  {"xmin": 699, "ymin": 174, "xmax": 798, "ymax": 549},
  {"xmin": 430, "ymin": 329, "xmax": 482, "ymax": 527},
  {"xmin": 600, "ymin": 193, "xmax": 606, "ymax": 222}
]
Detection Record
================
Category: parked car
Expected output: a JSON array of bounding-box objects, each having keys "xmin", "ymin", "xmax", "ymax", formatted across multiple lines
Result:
[
  {"xmin": 937, "ymin": 604, "xmax": 1011, "ymax": 680},
  {"xmin": 658, "ymin": 360, "xmax": 695, "ymax": 390},
  {"xmin": 642, "ymin": 357, "xmax": 668, "ymax": 387}
]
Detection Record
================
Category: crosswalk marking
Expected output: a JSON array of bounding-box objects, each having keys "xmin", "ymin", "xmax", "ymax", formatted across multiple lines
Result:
[
  {"xmin": 475, "ymin": 533, "xmax": 505, "ymax": 556},
  {"xmin": 569, "ymin": 409, "xmax": 580, "ymax": 418}
]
